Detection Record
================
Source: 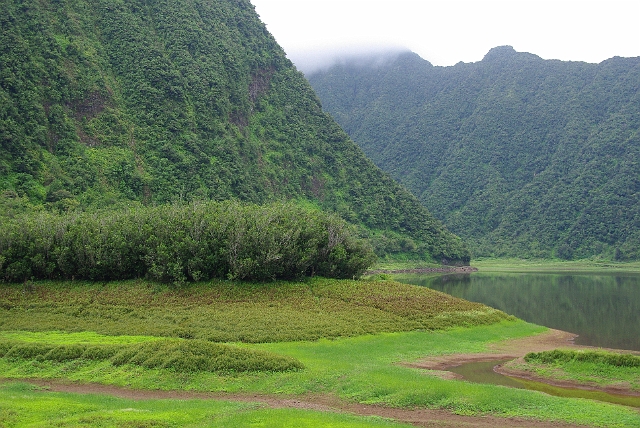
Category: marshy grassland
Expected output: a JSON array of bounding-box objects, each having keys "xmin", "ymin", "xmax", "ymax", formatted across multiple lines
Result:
[
  {"xmin": 507, "ymin": 349, "xmax": 640, "ymax": 393},
  {"xmin": 1, "ymin": 277, "xmax": 639, "ymax": 427}
]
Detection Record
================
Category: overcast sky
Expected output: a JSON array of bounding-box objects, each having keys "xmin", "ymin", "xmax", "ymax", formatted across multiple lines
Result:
[{"xmin": 250, "ymin": 0, "xmax": 640, "ymax": 73}]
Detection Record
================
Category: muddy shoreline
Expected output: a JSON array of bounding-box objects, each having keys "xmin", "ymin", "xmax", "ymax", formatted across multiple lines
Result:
[
  {"xmin": 1, "ymin": 377, "xmax": 582, "ymax": 428},
  {"xmin": 406, "ymin": 328, "xmax": 640, "ymax": 398},
  {"xmin": 2, "ymin": 328, "xmax": 635, "ymax": 427}
]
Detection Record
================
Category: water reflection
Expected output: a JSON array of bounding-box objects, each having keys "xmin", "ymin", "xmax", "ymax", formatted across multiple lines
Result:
[
  {"xmin": 393, "ymin": 272, "xmax": 640, "ymax": 351},
  {"xmin": 448, "ymin": 360, "xmax": 640, "ymax": 408}
]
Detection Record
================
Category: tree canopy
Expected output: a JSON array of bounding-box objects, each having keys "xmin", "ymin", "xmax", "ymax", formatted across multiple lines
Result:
[
  {"xmin": 0, "ymin": 0, "xmax": 469, "ymax": 264},
  {"xmin": 308, "ymin": 47, "xmax": 640, "ymax": 260}
]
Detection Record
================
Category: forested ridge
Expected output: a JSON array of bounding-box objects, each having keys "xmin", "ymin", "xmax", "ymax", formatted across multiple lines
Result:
[
  {"xmin": 0, "ymin": 0, "xmax": 470, "ymax": 270},
  {"xmin": 308, "ymin": 47, "xmax": 640, "ymax": 260}
]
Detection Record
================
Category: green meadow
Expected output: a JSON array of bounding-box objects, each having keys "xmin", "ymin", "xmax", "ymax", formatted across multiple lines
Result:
[
  {"xmin": 1, "ymin": 278, "xmax": 639, "ymax": 427},
  {"xmin": 0, "ymin": 382, "xmax": 414, "ymax": 428},
  {"xmin": 471, "ymin": 258, "xmax": 640, "ymax": 273},
  {"xmin": 515, "ymin": 350, "xmax": 640, "ymax": 392}
]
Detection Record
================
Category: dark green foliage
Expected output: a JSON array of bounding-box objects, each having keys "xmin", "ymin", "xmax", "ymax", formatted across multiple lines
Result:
[
  {"xmin": 0, "ymin": 339, "xmax": 303, "ymax": 373},
  {"xmin": 0, "ymin": 201, "xmax": 376, "ymax": 283},
  {"xmin": 525, "ymin": 350, "xmax": 640, "ymax": 368},
  {"xmin": 308, "ymin": 47, "xmax": 640, "ymax": 259},
  {"xmin": 0, "ymin": 0, "xmax": 469, "ymax": 264}
]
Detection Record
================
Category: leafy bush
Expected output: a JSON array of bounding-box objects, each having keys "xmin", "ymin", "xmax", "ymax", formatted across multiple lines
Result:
[{"xmin": 0, "ymin": 201, "xmax": 376, "ymax": 283}]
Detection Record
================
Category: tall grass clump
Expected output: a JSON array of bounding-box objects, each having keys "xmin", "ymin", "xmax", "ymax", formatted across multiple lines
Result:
[
  {"xmin": 0, "ymin": 339, "xmax": 303, "ymax": 373},
  {"xmin": 0, "ymin": 201, "xmax": 376, "ymax": 283},
  {"xmin": 525, "ymin": 350, "xmax": 640, "ymax": 367}
]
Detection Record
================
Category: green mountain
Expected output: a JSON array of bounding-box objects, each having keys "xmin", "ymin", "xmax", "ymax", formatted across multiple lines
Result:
[
  {"xmin": 0, "ymin": 0, "xmax": 468, "ymax": 264},
  {"xmin": 308, "ymin": 47, "xmax": 640, "ymax": 260}
]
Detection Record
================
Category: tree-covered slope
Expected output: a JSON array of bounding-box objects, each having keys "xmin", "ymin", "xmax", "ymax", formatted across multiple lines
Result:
[
  {"xmin": 0, "ymin": 0, "xmax": 469, "ymax": 263},
  {"xmin": 308, "ymin": 47, "xmax": 640, "ymax": 260}
]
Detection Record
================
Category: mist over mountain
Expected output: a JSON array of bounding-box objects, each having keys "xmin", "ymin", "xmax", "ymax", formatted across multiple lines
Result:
[
  {"xmin": 286, "ymin": 46, "xmax": 409, "ymax": 75},
  {"xmin": 307, "ymin": 47, "xmax": 640, "ymax": 260},
  {"xmin": 0, "ymin": 0, "xmax": 469, "ymax": 264}
]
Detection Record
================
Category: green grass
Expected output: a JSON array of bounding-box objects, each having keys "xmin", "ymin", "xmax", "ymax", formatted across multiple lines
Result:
[
  {"xmin": 368, "ymin": 259, "xmax": 442, "ymax": 271},
  {"xmin": 0, "ymin": 331, "xmax": 159, "ymax": 345},
  {"xmin": 2, "ymin": 322, "xmax": 639, "ymax": 427},
  {"xmin": 371, "ymin": 257, "xmax": 640, "ymax": 273},
  {"xmin": 515, "ymin": 350, "xmax": 640, "ymax": 391},
  {"xmin": 0, "ymin": 278, "xmax": 512, "ymax": 342},
  {"xmin": 0, "ymin": 382, "xmax": 413, "ymax": 427},
  {"xmin": 0, "ymin": 338, "xmax": 304, "ymax": 374},
  {"xmin": 472, "ymin": 258, "xmax": 640, "ymax": 273},
  {"xmin": 1, "ymin": 278, "xmax": 639, "ymax": 427}
]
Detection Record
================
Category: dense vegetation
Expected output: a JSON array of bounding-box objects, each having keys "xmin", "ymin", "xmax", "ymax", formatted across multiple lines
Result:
[
  {"xmin": 308, "ymin": 47, "xmax": 640, "ymax": 260},
  {"xmin": 0, "ymin": 0, "xmax": 468, "ymax": 263},
  {"xmin": 0, "ymin": 278, "xmax": 511, "ymax": 342},
  {"xmin": 0, "ymin": 201, "xmax": 375, "ymax": 283}
]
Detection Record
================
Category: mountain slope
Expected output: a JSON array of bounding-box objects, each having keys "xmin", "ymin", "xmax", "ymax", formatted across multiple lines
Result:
[
  {"xmin": 0, "ymin": 0, "xmax": 468, "ymax": 263},
  {"xmin": 308, "ymin": 47, "xmax": 640, "ymax": 260}
]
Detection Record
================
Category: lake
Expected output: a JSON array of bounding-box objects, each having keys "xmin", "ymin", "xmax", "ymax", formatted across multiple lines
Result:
[{"xmin": 393, "ymin": 272, "xmax": 640, "ymax": 351}]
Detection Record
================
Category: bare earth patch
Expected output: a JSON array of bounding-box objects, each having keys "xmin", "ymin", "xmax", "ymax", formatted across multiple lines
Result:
[
  {"xmin": 406, "ymin": 328, "xmax": 640, "ymax": 397},
  {"xmin": 3, "ymin": 329, "xmax": 625, "ymax": 428},
  {"xmin": 406, "ymin": 329, "xmax": 578, "ymax": 372},
  {"xmin": 6, "ymin": 378, "xmax": 584, "ymax": 428}
]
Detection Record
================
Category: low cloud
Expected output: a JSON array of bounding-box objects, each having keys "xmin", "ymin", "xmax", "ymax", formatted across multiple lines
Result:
[{"xmin": 286, "ymin": 44, "xmax": 410, "ymax": 75}]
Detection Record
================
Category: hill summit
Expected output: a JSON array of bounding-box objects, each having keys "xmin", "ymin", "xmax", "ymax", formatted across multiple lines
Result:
[{"xmin": 308, "ymin": 48, "xmax": 640, "ymax": 260}]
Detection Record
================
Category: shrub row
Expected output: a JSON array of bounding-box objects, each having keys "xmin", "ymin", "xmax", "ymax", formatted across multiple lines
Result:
[
  {"xmin": 525, "ymin": 349, "xmax": 640, "ymax": 368},
  {"xmin": 0, "ymin": 339, "xmax": 304, "ymax": 373},
  {"xmin": 0, "ymin": 201, "xmax": 376, "ymax": 283}
]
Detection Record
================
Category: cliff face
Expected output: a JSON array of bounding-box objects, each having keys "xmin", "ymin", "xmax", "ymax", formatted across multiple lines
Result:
[
  {"xmin": 308, "ymin": 48, "xmax": 640, "ymax": 260},
  {"xmin": 0, "ymin": 0, "xmax": 469, "ymax": 263}
]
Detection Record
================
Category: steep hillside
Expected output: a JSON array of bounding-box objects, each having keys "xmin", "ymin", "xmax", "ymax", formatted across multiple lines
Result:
[
  {"xmin": 308, "ymin": 47, "xmax": 640, "ymax": 260},
  {"xmin": 0, "ymin": 0, "xmax": 468, "ymax": 263}
]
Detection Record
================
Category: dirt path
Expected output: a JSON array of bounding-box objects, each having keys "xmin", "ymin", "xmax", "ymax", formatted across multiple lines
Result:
[
  {"xmin": 4, "ymin": 329, "xmax": 624, "ymax": 428},
  {"xmin": 405, "ymin": 328, "xmax": 578, "ymax": 374},
  {"xmin": 406, "ymin": 328, "xmax": 640, "ymax": 397},
  {"xmin": 6, "ymin": 378, "xmax": 584, "ymax": 428}
]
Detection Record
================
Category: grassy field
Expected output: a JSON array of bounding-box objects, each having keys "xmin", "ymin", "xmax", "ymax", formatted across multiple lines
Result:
[
  {"xmin": 508, "ymin": 350, "xmax": 640, "ymax": 392},
  {"xmin": 1, "ymin": 277, "xmax": 639, "ymax": 427},
  {"xmin": 471, "ymin": 258, "xmax": 640, "ymax": 273},
  {"xmin": 0, "ymin": 382, "xmax": 414, "ymax": 428},
  {"xmin": 370, "ymin": 257, "xmax": 640, "ymax": 273},
  {"xmin": 0, "ymin": 278, "xmax": 509, "ymax": 342}
]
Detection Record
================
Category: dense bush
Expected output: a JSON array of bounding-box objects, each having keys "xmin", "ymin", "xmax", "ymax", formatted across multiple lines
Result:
[
  {"xmin": 0, "ymin": 201, "xmax": 376, "ymax": 283},
  {"xmin": 525, "ymin": 349, "xmax": 640, "ymax": 368}
]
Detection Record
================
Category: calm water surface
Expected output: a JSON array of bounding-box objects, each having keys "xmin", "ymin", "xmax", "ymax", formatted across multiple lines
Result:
[{"xmin": 393, "ymin": 272, "xmax": 640, "ymax": 351}]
